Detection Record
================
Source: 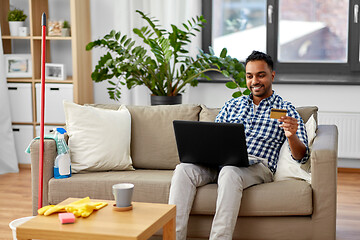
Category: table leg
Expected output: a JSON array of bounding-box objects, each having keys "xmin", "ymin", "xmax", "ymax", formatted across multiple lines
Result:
[{"xmin": 163, "ymin": 216, "xmax": 175, "ymax": 240}]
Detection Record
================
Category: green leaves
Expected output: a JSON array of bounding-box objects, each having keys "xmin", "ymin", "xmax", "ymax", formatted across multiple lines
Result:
[
  {"xmin": 148, "ymin": 37, "xmax": 172, "ymax": 64},
  {"xmin": 8, "ymin": 8, "xmax": 27, "ymax": 21},
  {"xmin": 220, "ymin": 48, "xmax": 227, "ymax": 58},
  {"xmin": 86, "ymin": 10, "xmax": 249, "ymax": 101},
  {"xmin": 226, "ymin": 81, "xmax": 238, "ymax": 89},
  {"xmin": 232, "ymin": 91, "xmax": 243, "ymax": 98},
  {"xmin": 136, "ymin": 10, "xmax": 164, "ymax": 38}
]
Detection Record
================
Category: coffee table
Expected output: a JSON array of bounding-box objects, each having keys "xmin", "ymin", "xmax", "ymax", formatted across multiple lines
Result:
[{"xmin": 17, "ymin": 198, "xmax": 176, "ymax": 240}]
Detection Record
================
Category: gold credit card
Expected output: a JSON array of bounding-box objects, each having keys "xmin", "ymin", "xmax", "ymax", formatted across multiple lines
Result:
[{"xmin": 270, "ymin": 108, "xmax": 287, "ymax": 119}]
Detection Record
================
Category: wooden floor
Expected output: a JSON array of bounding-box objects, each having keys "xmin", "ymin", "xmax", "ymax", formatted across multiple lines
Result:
[
  {"xmin": 0, "ymin": 168, "xmax": 32, "ymax": 240},
  {"xmin": 0, "ymin": 168, "xmax": 359, "ymax": 240}
]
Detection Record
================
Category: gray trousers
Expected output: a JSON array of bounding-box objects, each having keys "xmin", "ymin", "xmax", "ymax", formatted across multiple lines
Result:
[{"xmin": 168, "ymin": 162, "xmax": 273, "ymax": 240}]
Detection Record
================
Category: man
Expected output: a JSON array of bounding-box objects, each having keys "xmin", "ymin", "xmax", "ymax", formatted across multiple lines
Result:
[{"xmin": 168, "ymin": 51, "xmax": 309, "ymax": 240}]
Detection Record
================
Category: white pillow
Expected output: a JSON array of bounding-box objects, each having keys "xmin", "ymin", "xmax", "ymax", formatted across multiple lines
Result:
[
  {"xmin": 63, "ymin": 101, "xmax": 134, "ymax": 173},
  {"xmin": 274, "ymin": 115, "xmax": 317, "ymax": 183}
]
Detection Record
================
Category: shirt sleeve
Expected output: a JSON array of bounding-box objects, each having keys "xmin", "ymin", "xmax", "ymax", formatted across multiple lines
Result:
[
  {"xmin": 286, "ymin": 105, "xmax": 310, "ymax": 164},
  {"xmin": 215, "ymin": 101, "xmax": 229, "ymax": 123}
]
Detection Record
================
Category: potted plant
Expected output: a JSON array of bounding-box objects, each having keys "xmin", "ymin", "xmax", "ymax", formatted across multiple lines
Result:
[
  {"xmin": 86, "ymin": 10, "xmax": 249, "ymax": 104},
  {"xmin": 8, "ymin": 8, "xmax": 27, "ymax": 36},
  {"xmin": 62, "ymin": 20, "xmax": 71, "ymax": 37}
]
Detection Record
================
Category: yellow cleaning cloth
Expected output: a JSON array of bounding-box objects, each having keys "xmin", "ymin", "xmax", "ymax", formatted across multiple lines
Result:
[{"xmin": 38, "ymin": 197, "xmax": 108, "ymax": 218}]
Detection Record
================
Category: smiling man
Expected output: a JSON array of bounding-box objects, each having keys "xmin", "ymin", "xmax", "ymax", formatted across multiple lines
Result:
[{"xmin": 169, "ymin": 51, "xmax": 309, "ymax": 240}]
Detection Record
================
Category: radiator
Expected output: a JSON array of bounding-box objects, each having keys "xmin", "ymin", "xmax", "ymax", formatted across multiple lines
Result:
[{"xmin": 318, "ymin": 112, "xmax": 360, "ymax": 159}]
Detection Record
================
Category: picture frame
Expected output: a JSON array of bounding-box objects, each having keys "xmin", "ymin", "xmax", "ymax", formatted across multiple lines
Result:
[
  {"xmin": 45, "ymin": 63, "xmax": 66, "ymax": 80},
  {"xmin": 5, "ymin": 54, "xmax": 32, "ymax": 78}
]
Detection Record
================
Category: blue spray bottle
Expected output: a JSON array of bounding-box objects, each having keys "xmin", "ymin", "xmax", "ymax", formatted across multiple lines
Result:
[{"xmin": 54, "ymin": 127, "xmax": 71, "ymax": 179}]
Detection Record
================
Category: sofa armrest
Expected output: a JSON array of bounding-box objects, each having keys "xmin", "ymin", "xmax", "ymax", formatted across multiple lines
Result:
[
  {"xmin": 310, "ymin": 125, "xmax": 338, "ymax": 239},
  {"xmin": 30, "ymin": 138, "xmax": 57, "ymax": 215}
]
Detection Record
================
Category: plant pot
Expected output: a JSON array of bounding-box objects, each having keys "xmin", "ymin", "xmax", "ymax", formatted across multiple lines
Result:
[
  {"xmin": 62, "ymin": 28, "xmax": 70, "ymax": 37},
  {"xmin": 9, "ymin": 21, "xmax": 25, "ymax": 36},
  {"xmin": 150, "ymin": 94, "xmax": 182, "ymax": 105}
]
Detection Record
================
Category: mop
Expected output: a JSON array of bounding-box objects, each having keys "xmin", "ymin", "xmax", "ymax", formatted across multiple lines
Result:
[{"xmin": 38, "ymin": 12, "xmax": 46, "ymax": 209}]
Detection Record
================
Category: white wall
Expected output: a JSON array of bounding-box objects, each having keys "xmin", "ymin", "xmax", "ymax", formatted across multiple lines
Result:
[{"xmin": 187, "ymin": 82, "xmax": 360, "ymax": 112}]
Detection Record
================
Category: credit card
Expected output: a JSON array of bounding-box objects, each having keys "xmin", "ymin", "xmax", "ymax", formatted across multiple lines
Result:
[{"xmin": 270, "ymin": 108, "xmax": 287, "ymax": 119}]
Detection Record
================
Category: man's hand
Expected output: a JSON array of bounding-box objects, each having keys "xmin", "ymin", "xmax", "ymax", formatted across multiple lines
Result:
[
  {"xmin": 278, "ymin": 116, "xmax": 298, "ymax": 138},
  {"xmin": 278, "ymin": 116, "xmax": 306, "ymax": 160}
]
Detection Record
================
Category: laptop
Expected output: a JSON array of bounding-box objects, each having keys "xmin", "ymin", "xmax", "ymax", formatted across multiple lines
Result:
[{"xmin": 173, "ymin": 120, "xmax": 249, "ymax": 168}]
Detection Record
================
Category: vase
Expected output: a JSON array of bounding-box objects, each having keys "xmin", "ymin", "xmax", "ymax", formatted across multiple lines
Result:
[
  {"xmin": 150, "ymin": 94, "xmax": 182, "ymax": 105},
  {"xmin": 61, "ymin": 28, "xmax": 70, "ymax": 37},
  {"xmin": 9, "ymin": 21, "xmax": 24, "ymax": 36}
]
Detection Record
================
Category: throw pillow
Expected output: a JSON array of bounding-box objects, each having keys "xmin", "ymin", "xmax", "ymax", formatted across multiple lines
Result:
[
  {"xmin": 199, "ymin": 104, "xmax": 221, "ymax": 122},
  {"xmin": 63, "ymin": 101, "xmax": 134, "ymax": 173},
  {"xmin": 126, "ymin": 104, "xmax": 201, "ymax": 170},
  {"xmin": 295, "ymin": 106, "xmax": 318, "ymax": 125},
  {"xmin": 274, "ymin": 114, "xmax": 317, "ymax": 183}
]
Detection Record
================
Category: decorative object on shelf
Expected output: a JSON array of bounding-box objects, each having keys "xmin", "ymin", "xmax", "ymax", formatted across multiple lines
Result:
[
  {"xmin": 18, "ymin": 26, "xmax": 29, "ymax": 36},
  {"xmin": 45, "ymin": 63, "xmax": 66, "ymax": 80},
  {"xmin": 86, "ymin": 10, "xmax": 249, "ymax": 103},
  {"xmin": 7, "ymin": 8, "xmax": 27, "ymax": 36},
  {"xmin": 48, "ymin": 20, "xmax": 62, "ymax": 36},
  {"xmin": 61, "ymin": 20, "xmax": 71, "ymax": 37},
  {"xmin": 4, "ymin": 54, "xmax": 32, "ymax": 78}
]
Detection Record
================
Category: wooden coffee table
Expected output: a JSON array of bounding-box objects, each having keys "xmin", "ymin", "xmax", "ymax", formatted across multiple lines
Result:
[{"xmin": 17, "ymin": 198, "xmax": 176, "ymax": 240}]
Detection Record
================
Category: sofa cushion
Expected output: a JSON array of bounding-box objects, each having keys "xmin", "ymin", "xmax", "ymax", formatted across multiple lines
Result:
[
  {"xmin": 64, "ymin": 101, "xmax": 134, "ymax": 173},
  {"xmin": 126, "ymin": 105, "xmax": 201, "ymax": 169},
  {"xmin": 199, "ymin": 104, "xmax": 221, "ymax": 122},
  {"xmin": 49, "ymin": 170, "xmax": 312, "ymax": 217},
  {"xmin": 295, "ymin": 106, "xmax": 318, "ymax": 125},
  {"xmin": 48, "ymin": 170, "xmax": 174, "ymax": 205},
  {"xmin": 192, "ymin": 180, "xmax": 313, "ymax": 216}
]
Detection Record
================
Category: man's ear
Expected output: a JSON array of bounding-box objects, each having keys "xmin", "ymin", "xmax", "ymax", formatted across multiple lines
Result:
[{"xmin": 271, "ymin": 71, "xmax": 276, "ymax": 82}]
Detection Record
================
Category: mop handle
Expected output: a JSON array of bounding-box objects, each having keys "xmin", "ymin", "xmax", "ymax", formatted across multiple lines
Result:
[{"xmin": 38, "ymin": 13, "xmax": 46, "ymax": 209}]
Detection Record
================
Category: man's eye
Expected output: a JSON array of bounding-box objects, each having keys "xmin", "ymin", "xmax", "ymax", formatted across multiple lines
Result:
[
  {"xmin": 259, "ymin": 74, "xmax": 265, "ymax": 78},
  {"xmin": 247, "ymin": 75, "xmax": 252, "ymax": 79}
]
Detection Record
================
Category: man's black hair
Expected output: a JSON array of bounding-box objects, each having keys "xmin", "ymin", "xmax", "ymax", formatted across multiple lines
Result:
[{"xmin": 245, "ymin": 51, "xmax": 274, "ymax": 71}]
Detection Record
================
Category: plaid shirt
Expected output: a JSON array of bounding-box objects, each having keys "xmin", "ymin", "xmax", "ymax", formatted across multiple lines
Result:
[{"xmin": 215, "ymin": 91, "xmax": 309, "ymax": 173}]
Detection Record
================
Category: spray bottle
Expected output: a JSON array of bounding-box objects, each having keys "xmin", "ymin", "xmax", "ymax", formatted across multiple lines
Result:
[{"xmin": 54, "ymin": 127, "xmax": 71, "ymax": 179}]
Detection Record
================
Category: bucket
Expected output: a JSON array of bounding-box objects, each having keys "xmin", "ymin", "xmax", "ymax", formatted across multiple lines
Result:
[{"xmin": 9, "ymin": 216, "xmax": 35, "ymax": 240}]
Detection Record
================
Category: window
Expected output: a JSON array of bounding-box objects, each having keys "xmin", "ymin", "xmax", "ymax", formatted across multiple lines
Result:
[
  {"xmin": 278, "ymin": 0, "xmax": 348, "ymax": 63},
  {"xmin": 211, "ymin": 0, "xmax": 267, "ymax": 61},
  {"xmin": 202, "ymin": 0, "xmax": 360, "ymax": 84}
]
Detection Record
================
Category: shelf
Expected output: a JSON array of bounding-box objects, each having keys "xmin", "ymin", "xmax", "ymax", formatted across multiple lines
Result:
[
  {"xmin": 2, "ymin": 36, "xmax": 31, "ymax": 40},
  {"xmin": 7, "ymin": 78, "xmax": 73, "ymax": 83},
  {"xmin": 6, "ymin": 78, "xmax": 33, "ymax": 83},
  {"xmin": 35, "ymin": 79, "xmax": 73, "ymax": 83},
  {"xmin": 35, "ymin": 122, "xmax": 66, "ymax": 126},
  {"xmin": 33, "ymin": 36, "xmax": 72, "ymax": 40},
  {"xmin": 2, "ymin": 35, "xmax": 72, "ymax": 40},
  {"xmin": 12, "ymin": 122, "xmax": 35, "ymax": 125},
  {"xmin": 1, "ymin": 0, "xmax": 93, "ymax": 139}
]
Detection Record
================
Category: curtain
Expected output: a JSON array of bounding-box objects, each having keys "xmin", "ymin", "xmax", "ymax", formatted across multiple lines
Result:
[
  {"xmin": 0, "ymin": 25, "xmax": 19, "ymax": 174},
  {"xmin": 90, "ymin": 0, "xmax": 202, "ymax": 105}
]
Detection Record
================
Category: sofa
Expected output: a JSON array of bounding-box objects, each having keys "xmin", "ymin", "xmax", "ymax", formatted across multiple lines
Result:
[{"xmin": 30, "ymin": 104, "xmax": 338, "ymax": 240}]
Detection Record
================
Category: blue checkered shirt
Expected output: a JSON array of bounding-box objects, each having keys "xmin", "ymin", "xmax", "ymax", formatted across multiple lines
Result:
[{"xmin": 215, "ymin": 92, "xmax": 309, "ymax": 173}]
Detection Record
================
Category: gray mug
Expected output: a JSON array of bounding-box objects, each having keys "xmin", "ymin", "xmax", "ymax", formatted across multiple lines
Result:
[{"xmin": 112, "ymin": 183, "xmax": 134, "ymax": 207}]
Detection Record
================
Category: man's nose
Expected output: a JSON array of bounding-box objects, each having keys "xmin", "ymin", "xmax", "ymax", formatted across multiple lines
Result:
[{"xmin": 252, "ymin": 76, "xmax": 260, "ymax": 84}]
